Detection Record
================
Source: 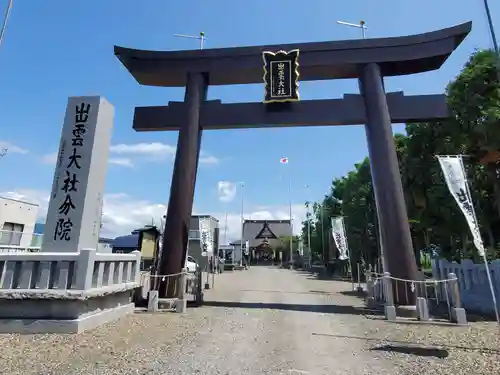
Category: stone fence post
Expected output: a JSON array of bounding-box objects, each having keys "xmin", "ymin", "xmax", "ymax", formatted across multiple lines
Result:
[
  {"xmin": 448, "ymin": 272, "xmax": 467, "ymax": 325},
  {"xmin": 365, "ymin": 270, "xmax": 376, "ymax": 308},
  {"xmin": 382, "ymin": 272, "xmax": 396, "ymax": 321},
  {"xmin": 132, "ymin": 250, "xmax": 141, "ymax": 283},
  {"xmin": 175, "ymin": 268, "xmax": 188, "ymax": 313},
  {"xmin": 74, "ymin": 248, "xmax": 96, "ymax": 290}
]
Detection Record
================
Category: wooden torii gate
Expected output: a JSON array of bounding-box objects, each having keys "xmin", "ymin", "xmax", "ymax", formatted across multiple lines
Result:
[{"xmin": 114, "ymin": 21, "xmax": 471, "ymax": 302}]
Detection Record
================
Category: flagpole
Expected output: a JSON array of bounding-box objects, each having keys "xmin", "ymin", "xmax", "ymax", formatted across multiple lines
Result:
[
  {"xmin": 223, "ymin": 211, "xmax": 228, "ymax": 244},
  {"xmin": 240, "ymin": 182, "xmax": 245, "ymax": 267},
  {"xmin": 458, "ymin": 156, "xmax": 500, "ymax": 326},
  {"xmin": 305, "ymin": 185, "xmax": 312, "ymax": 268},
  {"xmin": 340, "ymin": 215, "xmax": 355, "ymax": 289},
  {"xmin": 288, "ymin": 170, "xmax": 293, "ymax": 269}
]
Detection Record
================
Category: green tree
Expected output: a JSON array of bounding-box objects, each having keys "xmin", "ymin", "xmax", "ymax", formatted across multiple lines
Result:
[{"xmin": 301, "ymin": 49, "xmax": 500, "ymax": 265}]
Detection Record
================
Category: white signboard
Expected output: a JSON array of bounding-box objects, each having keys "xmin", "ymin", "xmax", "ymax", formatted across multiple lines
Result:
[
  {"xmin": 437, "ymin": 156, "xmax": 485, "ymax": 256},
  {"xmin": 331, "ymin": 216, "xmax": 349, "ymax": 260},
  {"xmin": 42, "ymin": 96, "xmax": 114, "ymax": 252},
  {"xmin": 199, "ymin": 217, "xmax": 213, "ymax": 257}
]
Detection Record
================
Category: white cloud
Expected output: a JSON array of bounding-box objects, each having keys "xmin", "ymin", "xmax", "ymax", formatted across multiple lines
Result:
[
  {"xmin": 42, "ymin": 152, "xmax": 57, "ymax": 165},
  {"xmin": 217, "ymin": 181, "xmax": 237, "ymax": 202},
  {"xmin": 109, "ymin": 142, "xmax": 176, "ymax": 159},
  {"xmin": 109, "ymin": 157, "xmax": 134, "ymax": 168},
  {"xmin": 42, "ymin": 153, "xmax": 134, "ymax": 168},
  {"xmin": 0, "ymin": 141, "xmax": 29, "ymax": 155},
  {"xmin": 199, "ymin": 150, "xmax": 219, "ymax": 165},
  {"xmin": 0, "ymin": 189, "xmax": 307, "ymax": 244},
  {"xmin": 200, "ymin": 155, "xmax": 219, "ymax": 165},
  {"xmin": 41, "ymin": 142, "xmax": 219, "ymax": 167}
]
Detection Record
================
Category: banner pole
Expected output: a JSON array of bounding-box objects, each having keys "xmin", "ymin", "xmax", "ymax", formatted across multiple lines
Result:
[
  {"xmin": 459, "ymin": 156, "xmax": 500, "ymax": 326},
  {"xmin": 332, "ymin": 216, "xmax": 355, "ymax": 289},
  {"xmin": 342, "ymin": 215, "xmax": 356, "ymax": 289}
]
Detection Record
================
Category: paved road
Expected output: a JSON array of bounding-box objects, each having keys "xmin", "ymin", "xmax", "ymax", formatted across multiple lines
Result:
[{"xmin": 159, "ymin": 266, "xmax": 397, "ymax": 375}]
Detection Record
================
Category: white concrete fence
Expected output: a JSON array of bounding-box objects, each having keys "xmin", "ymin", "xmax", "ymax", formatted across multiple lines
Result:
[
  {"xmin": 432, "ymin": 258, "xmax": 500, "ymax": 315},
  {"xmin": 0, "ymin": 249, "xmax": 141, "ymax": 334},
  {"xmin": 0, "ymin": 248, "xmax": 141, "ymax": 291}
]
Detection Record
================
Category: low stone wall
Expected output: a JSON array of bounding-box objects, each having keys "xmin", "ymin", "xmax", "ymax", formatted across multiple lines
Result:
[
  {"xmin": 0, "ymin": 248, "xmax": 141, "ymax": 333},
  {"xmin": 432, "ymin": 258, "xmax": 500, "ymax": 315}
]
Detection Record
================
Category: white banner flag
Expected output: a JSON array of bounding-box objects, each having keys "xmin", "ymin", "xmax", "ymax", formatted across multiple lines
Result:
[
  {"xmin": 437, "ymin": 155, "xmax": 485, "ymax": 256},
  {"xmin": 331, "ymin": 216, "xmax": 349, "ymax": 260},
  {"xmin": 199, "ymin": 217, "xmax": 213, "ymax": 256}
]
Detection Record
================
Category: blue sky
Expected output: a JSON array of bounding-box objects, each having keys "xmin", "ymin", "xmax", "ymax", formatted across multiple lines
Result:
[{"xmin": 0, "ymin": 0, "xmax": 498, "ymax": 241}]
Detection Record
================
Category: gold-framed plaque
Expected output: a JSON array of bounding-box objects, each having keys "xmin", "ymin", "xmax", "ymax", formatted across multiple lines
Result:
[{"xmin": 262, "ymin": 49, "xmax": 300, "ymax": 103}]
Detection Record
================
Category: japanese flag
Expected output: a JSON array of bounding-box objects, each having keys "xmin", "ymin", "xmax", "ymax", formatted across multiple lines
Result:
[{"xmin": 280, "ymin": 157, "xmax": 289, "ymax": 164}]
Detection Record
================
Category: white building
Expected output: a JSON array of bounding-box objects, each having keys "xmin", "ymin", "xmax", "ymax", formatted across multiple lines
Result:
[{"xmin": 0, "ymin": 196, "xmax": 39, "ymax": 248}]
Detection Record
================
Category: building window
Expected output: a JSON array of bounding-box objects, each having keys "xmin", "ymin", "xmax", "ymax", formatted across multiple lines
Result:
[
  {"xmin": 0, "ymin": 222, "xmax": 25, "ymax": 246},
  {"xmin": 189, "ymin": 230, "xmax": 200, "ymax": 239}
]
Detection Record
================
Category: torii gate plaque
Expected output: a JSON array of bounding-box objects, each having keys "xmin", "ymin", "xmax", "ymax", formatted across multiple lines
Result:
[{"xmin": 115, "ymin": 22, "xmax": 471, "ymax": 302}]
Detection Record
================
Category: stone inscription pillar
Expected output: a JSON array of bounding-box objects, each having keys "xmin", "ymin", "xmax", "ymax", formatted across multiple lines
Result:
[
  {"xmin": 358, "ymin": 63, "xmax": 419, "ymax": 305},
  {"xmin": 159, "ymin": 72, "xmax": 208, "ymax": 297},
  {"xmin": 42, "ymin": 96, "xmax": 114, "ymax": 253}
]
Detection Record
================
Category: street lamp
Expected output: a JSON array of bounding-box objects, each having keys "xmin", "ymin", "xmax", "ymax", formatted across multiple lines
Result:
[
  {"xmin": 173, "ymin": 31, "xmax": 206, "ymax": 50},
  {"xmin": 336, "ymin": 20, "xmax": 367, "ymax": 39}
]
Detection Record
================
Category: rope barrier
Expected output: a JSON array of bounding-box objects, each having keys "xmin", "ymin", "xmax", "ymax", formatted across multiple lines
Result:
[
  {"xmin": 386, "ymin": 275, "xmax": 456, "ymax": 284},
  {"xmin": 369, "ymin": 273, "xmax": 456, "ymax": 284},
  {"xmin": 140, "ymin": 272, "xmax": 190, "ymax": 281}
]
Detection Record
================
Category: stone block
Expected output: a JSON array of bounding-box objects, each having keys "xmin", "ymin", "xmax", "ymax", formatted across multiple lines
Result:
[
  {"xmin": 0, "ymin": 284, "xmax": 136, "ymax": 334},
  {"xmin": 148, "ymin": 290, "xmax": 159, "ymax": 312},
  {"xmin": 365, "ymin": 296, "xmax": 376, "ymax": 309},
  {"xmin": 451, "ymin": 307, "xmax": 468, "ymax": 325},
  {"xmin": 175, "ymin": 298, "xmax": 187, "ymax": 313},
  {"xmin": 416, "ymin": 297, "xmax": 429, "ymax": 321},
  {"xmin": 384, "ymin": 305, "xmax": 397, "ymax": 321}
]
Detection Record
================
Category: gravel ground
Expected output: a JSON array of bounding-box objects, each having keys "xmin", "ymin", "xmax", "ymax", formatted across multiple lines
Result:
[{"xmin": 0, "ymin": 266, "xmax": 498, "ymax": 374}]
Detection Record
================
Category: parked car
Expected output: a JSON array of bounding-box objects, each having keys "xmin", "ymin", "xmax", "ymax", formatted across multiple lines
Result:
[{"xmin": 185, "ymin": 255, "xmax": 198, "ymax": 273}]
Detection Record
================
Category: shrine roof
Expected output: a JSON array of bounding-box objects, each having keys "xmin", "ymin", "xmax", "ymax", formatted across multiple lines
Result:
[{"xmin": 114, "ymin": 22, "xmax": 471, "ymax": 87}]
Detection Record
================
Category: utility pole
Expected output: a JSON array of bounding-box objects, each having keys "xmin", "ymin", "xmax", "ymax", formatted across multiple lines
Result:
[
  {"xmin": 0, "ymin": 148, "xmax": 7, "ymax": 161},
  {"xmin": 0, "ymin": 0, "xmax": 13, "ymax": 49},
  {"xmin": 481, "ymin": 0, "xmax": 498, "ymax": 54},
  {"xmin": 173, "ymin": 31, "xmax": 206, "ymax": 50},
  {"xmin": 320, "ymin": 202, "xmax": 326, "ymax": 268},
  {"xmin": 336, "ymin": 20, "xmax": 367, "ymax": 39}
]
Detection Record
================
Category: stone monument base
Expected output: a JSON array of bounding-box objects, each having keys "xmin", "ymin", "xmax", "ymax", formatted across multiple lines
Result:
[{"xmin": 0, "ymin": 286, "xmax": 135, "ymax": 334}]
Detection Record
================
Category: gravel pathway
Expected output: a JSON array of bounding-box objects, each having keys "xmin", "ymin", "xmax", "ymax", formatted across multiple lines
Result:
[{"xmin": 0, "ymin": 266, "xmax": 498, "ymax": 374}]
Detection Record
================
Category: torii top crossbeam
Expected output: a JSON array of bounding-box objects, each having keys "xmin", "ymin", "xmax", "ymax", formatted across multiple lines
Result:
[{"xmin": 114, "ymin": 22, "xmax": 471, "ymax": 87}]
